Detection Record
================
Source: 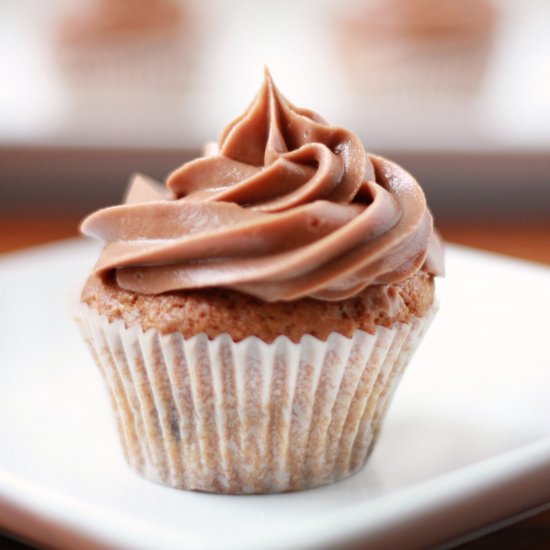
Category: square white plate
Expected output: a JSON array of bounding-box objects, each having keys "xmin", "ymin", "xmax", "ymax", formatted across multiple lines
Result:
[{"xmin": 0, "ymin": 239, "xmax": 549, "ymax": 550}]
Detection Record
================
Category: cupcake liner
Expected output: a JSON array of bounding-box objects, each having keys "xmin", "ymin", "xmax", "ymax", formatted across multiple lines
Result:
[
  {"xmin": 55, "ymin": 33, "xmax": 199, "ymax": 121},
  {"xmin": 58, "ymin": 34, "xmax": 194, "ymax": 92},
  {"xmin": 342, "ymin": 36, "xmax": 493, "ymax": 98},
  {"xmin": 75, "ymin": 303, "xmax": 437, "ymax": 494}
]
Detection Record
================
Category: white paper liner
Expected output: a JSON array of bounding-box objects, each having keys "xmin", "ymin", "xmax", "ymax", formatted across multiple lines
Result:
[
  {"xmin": 59, "ymin": 35, "xmax": 193, "ymax": 90},
  {"xmin": 56, "ymin": 34, "xmax": 198, "ymax": 117},
  {"xmin": 75, "ymin": 304, "xmax": 437, "ymax": 494},
  {"xmin": 343, "ymin": 36, "xmax": 493, "ymax": 97}
]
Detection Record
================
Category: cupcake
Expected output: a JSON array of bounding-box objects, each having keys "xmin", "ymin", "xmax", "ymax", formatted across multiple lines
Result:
[
  {"xmin": 75, "ymin": 70, "xmax": 444, "ymax": 494},
  {"xmin": 55, "ymin": 0, "xmax": 195, "ymax": 108},
  {"xmin": 336, "ymin": 0, "xmax": 496, "ymax": 97}
]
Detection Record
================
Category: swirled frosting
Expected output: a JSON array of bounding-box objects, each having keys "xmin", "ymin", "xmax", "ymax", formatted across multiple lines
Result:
[
  {"xmin": 353, "ymin": 0, "xmax": 494, "ymax": 41},
  {"xmin": 82, "ymin": 71, "xmax": 444, "ymax": 302}
]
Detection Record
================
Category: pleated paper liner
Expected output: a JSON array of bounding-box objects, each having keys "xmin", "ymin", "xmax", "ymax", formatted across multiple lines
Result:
[
  {"xmin": 75, "ymin": 303, "xmax": 436, "ymax": 494},
  {"xmin": 55, "ymin": 32, "xmax": 198, "ymax": 121},
  {"xmin": 58, "ymin": 34, "xmax": 193, "ymax": 89},
  {"xmin": 342, "ymin": 36, "xmax": 493, "ymax": 99}
]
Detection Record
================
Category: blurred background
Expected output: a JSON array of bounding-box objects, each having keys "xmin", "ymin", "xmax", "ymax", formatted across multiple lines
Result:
[{"xmin": 0, "ymin": 0, "xmax": 549, "ymax": 261}]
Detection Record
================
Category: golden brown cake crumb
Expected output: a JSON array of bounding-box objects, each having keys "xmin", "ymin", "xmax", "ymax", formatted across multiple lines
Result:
[{"xmin": 81, "ymin": 272, "xmax": 435, "ymax": 344}]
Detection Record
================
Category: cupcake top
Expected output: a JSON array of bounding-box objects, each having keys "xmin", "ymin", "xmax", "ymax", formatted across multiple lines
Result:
[
  {"xmin": 342, "ymin": 0, "xmax": 494, "ymax": 44},
  {"xmin": 82, "ymin": 71, "xmax": 444, "ymax": 302},
  {"xmin": 59, "ymin": 0, "xmax": 185, "ymax": 48}
]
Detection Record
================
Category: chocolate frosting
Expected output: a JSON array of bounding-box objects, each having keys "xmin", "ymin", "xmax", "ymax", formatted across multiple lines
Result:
[
  {"xmin": 82, "ymin": 71, "xmax": 444, "ymax": 302},
  {"xmin": 347, "ymin": 0, "xmax": 494, "ymax": 41}
]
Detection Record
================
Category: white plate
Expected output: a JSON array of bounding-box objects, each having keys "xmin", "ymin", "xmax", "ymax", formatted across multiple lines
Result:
[{"xmin": 0, "ymin": 240, "xmax": 549, "ymax": 550}]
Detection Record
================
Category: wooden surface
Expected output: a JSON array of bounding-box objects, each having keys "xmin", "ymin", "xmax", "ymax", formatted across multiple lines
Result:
[{"xmin": 0, "ymin": 217, "xmax": 549, "ymax": 550}]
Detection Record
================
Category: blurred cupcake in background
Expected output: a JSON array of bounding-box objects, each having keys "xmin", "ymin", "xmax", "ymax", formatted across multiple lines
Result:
[
  {"xmin": 336, "ymin": 0, "xmax": 496, "ymax": 98},
  {"xmin": 55, "ymin": 0, "xmax": 197, "ymax": 108}
]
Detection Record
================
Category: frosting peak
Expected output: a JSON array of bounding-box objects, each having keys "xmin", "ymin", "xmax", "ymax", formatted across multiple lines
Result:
[
  {"xmin": 82, "ymin": 71, "xmax": 443, "ymax": 301},
  {"xmin": 167, "ymin": 70, "xmax": 370, "ymax": 213}
]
